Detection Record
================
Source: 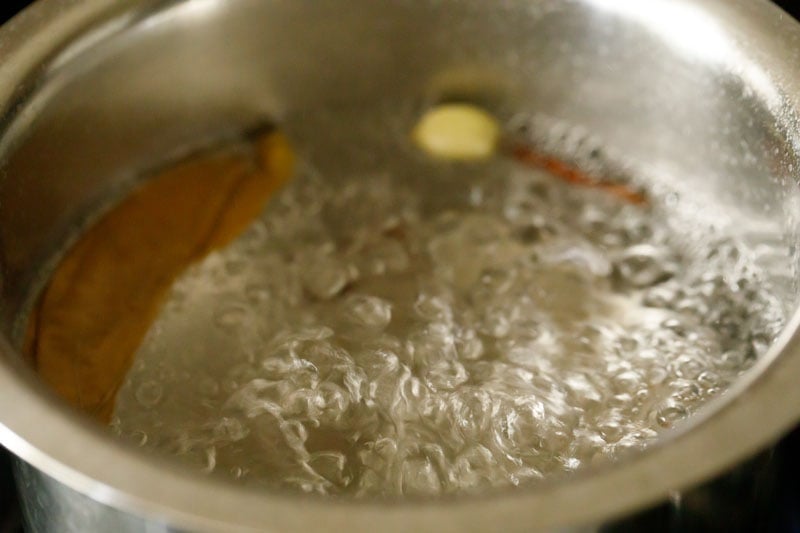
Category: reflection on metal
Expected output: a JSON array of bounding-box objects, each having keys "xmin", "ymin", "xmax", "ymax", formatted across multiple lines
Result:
[
  {"xmin": 584, "ymin": 0, "xmax": 782, "ymax": 109},
  {"xmin": 0, "ymin": 0, "xmax": 798, "ymax": 531}
]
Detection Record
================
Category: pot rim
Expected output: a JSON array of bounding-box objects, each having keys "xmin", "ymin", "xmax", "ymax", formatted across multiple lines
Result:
[{"xmin": 1, "ymin": 0, "xmax": 800, "ymax": 531}]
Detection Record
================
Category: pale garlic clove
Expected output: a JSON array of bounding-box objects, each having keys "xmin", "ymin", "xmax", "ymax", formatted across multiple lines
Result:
[{"xmin": 412, "ymin": 103, "xmax": 500, "ymax": 161}]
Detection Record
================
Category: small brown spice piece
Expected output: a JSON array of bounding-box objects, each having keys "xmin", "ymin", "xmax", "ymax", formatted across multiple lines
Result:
[{"xmin": 507, "ymin": 142, "xmax": 647, "ymax": 206}]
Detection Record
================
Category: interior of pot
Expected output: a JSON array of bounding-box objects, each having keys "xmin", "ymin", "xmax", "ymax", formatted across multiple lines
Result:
[
  {"xmin": 2, "ymin": 0, "xmax": 799, "ymax": 331},
  {"xmin": 1, "ymin": 0, "xmax": 800, "ymax": 528}
]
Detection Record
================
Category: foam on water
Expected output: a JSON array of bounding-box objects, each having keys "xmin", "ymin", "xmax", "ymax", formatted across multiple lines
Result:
[{"xmin": 112, "ymin": 117, "xmax": 788, "ymax": 497}]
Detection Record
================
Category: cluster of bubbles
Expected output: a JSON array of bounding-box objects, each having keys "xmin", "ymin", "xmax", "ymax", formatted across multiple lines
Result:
[{"xmin": 112, "ymin": 121, "xmax": 787, "ymax": 498}]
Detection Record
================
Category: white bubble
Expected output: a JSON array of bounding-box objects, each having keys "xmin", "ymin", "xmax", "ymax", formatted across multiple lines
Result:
[
  {"xmin": 135, "ymin": 381, "xmax": 163, "ymax": 409},
  {"xmin": 301, "ymin": 258, "xmax": 354, "ymax": 300},
  {"xmin": 615, "ymin": 244, "xmax": 675, "ymax": 288},
  {"xmin": 345, "ymin": 294, "xmax": 392, "ymax": 329}
]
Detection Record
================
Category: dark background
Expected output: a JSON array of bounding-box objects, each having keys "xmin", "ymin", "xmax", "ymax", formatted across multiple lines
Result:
[{"xmin": 1, "ymin": 0, "xmax": 800, "ymax": 531}]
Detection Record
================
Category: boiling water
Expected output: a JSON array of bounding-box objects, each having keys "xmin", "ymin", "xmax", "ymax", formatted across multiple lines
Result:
[{"xmin": 112, "ymin": 117, "xmax": 787, "ymax": 497}]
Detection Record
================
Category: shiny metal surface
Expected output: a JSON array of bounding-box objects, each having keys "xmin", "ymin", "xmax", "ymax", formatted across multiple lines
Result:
[
  {"xmin": 14, "ymin": 459, "xmax": 176, "ymax": 533},
  {"xmin": 1, "ymin": 0, "xmax": 800, "ymax": 531}
]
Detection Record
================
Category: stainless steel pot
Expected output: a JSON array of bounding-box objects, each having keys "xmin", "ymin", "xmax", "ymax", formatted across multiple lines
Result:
[{"xmin": 1, "ymin": 0, "xmax": 800, "ymax": 531}]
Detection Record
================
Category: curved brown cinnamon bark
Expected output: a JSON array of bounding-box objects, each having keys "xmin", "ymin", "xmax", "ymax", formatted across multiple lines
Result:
[
  {"xmin": 507, "ymin": 142, "xmax": 647, "ymax": 206},
  {"xmin": 25, "ymin": 133, "xmax": 295, "ymax": 423}
]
